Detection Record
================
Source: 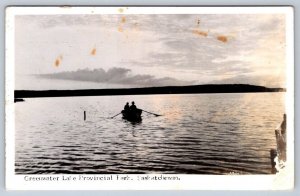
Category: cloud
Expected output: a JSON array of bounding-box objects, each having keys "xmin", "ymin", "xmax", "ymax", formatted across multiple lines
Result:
[
  {"xmin": 16, "ymin": 15, "xmax": 105, "ymax": 29},
  {"xmin": 38, "ymin": 67, "xmax": 195, "ymax": 87},
  {"xmin": 208, "ymin": 73, "xmax": 285, "ymax": 88},
  {"xmin": 16, "ymin": 14, "xmax": 286, "ymax": 88}
]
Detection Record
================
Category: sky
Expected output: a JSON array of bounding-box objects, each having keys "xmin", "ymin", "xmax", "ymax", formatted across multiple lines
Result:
[{"xmin": 15, "ymin": 13, "xmax": 286, "ymax": 90}]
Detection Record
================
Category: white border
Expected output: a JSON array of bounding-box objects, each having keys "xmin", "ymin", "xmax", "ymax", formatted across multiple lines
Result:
[{"xmin": 5, "ymin": 6, "xmax": 294, "ymax": 190}]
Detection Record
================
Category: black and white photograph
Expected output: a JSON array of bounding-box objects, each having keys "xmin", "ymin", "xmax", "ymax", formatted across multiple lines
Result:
[{"xmin": 5, "ymin": 6, "xmax": 294, "ymax": 190}]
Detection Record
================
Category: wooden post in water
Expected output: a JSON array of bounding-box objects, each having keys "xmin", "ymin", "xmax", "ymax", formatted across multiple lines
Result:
[
  {"xmin": 270, "ymin": 148, "xmax": 277, "ymax": 174},
  {"xmin": 84, "ymin": 111, "xmax": 86, "ymax": 121}
]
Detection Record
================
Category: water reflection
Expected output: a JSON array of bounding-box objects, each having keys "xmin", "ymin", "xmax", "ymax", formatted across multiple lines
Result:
[{"xmin": 15, "ymin": 93, "xmax": 285, "ymax": 174}]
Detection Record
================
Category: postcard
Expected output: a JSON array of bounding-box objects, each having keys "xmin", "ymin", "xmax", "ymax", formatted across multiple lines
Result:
[{"xmin": 5, "ymin": 6, "xmax": 294, "ymax": 190}]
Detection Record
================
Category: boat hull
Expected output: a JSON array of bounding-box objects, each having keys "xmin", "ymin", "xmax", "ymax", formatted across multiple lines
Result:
[{"xmin": 122, "ymin": 109, "xmax": 142, "ymax": 122}]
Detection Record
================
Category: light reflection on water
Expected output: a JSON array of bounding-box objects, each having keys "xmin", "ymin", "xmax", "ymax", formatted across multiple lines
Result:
[{"xmin": 15, "ymin": 93, "xmax": 285, "ymax": 174}]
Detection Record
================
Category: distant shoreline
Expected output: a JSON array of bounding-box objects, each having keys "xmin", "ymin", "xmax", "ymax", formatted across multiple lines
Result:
[{"xmin": 14, "ymin": 84, "xmax": 285, "ymax": 99}]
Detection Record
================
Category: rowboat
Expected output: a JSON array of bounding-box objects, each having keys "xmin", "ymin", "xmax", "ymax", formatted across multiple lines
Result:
[{"xmin": 121, "ymin": 109, "xmax": 142, "ymax": 122}]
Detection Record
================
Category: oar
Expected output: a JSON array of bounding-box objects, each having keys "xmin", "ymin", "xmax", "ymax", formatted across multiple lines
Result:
[
  {"xmin": 110, "ymin": 112, "xmax": 122, "ymax": 119},
  {"xmin": 141, "ymin": 109, "xmax": 162, "ymax": 117}
]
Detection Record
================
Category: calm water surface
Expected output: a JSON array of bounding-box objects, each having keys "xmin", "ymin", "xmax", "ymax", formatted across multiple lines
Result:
[{"xmin": 15, "ymin": 93, "xmax": 285, "ymax": 174}]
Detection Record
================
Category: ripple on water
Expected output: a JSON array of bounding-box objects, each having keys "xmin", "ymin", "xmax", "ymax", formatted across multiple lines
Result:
[{"xmin": 15, "ymin": 93, "xmax": 285, "ymax": 174}]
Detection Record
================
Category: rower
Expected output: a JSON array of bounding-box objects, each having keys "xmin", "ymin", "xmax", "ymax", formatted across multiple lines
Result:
[
  {"xmin": 124, "ymin": 102, "xmax": 130, "ymax": 111},
  {"xmin": 130, "ymin": 101, "xmax": 137, "ymax": 111}
]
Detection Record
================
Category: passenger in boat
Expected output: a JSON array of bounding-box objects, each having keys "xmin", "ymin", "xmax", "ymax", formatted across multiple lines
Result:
[
  {"xmin": 124, "ymin": 102, "xmax": 130, "ymax": 111},
  {"xmin": 130, "ymin": 101, "xmax": 137, "ymax": 111}
]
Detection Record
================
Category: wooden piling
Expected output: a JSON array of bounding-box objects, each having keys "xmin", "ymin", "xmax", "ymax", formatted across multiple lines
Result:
[
  {"xmin": 270, "ymin": 149, "xmax": 277, "ymax": 166},
  {"xmin": 270, "ymin": 148, "xmax": 277, "ymax": 174}
]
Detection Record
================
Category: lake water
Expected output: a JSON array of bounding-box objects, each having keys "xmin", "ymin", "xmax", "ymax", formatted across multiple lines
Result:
[{"xmin": 15, "ymin": 93, "xmax": 285, "ymax": 174}]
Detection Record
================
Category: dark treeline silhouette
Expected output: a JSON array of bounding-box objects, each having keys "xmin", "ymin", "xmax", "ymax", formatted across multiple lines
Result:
[{"xmin": 15, "ymin": 84, "xmax": 286, "ymax": 98}]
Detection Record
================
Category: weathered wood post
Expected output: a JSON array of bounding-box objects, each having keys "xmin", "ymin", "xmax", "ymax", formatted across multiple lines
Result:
[
  {"xmin": 270, "ymin": 114, "xmax": 287, "ymax": 174},
  {"xmin": 270, "ymin": 148, "xmax": 277, "ymax": 174},
  {"xmin": 84, "ymin": 111, "xmax": 86, "ymax": 121}
]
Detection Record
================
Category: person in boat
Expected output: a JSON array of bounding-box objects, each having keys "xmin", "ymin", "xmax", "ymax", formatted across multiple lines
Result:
[
  {"xmin": 124, "ymin": 102, "xmax": 130, "ymax": 111},
  {"xmin": 130, "ymin": 101, "xmax": 137, "ymax": 111}
]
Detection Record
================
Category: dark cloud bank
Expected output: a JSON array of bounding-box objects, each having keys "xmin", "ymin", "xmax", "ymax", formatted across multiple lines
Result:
[{"xmin": 38, "ymin": 67, "xmax": 195, "ymax": 87}]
